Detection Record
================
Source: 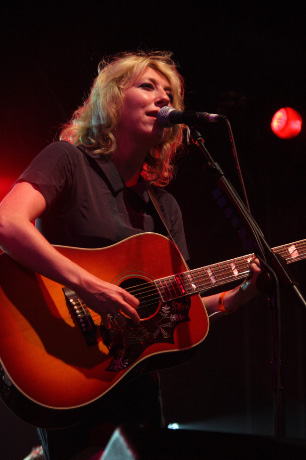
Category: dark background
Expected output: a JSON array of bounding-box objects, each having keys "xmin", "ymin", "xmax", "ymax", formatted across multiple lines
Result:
[{"xmin": 1, "ymin": 2, "xmax": 306, "ymax": 458}]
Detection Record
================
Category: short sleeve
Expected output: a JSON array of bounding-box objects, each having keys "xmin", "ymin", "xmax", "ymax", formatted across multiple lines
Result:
[{"xmin": 17, "ymin": 141, "xmax": 77, "ymax": 207}]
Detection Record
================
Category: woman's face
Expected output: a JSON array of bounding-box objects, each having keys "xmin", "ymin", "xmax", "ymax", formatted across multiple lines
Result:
[{"xmin": 116, "ymin": 67, "xmax": 174, "ymax": 149}]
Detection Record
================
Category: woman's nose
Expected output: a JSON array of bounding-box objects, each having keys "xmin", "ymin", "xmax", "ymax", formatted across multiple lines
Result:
[{"xmin": 155, "ymin": 89, "xmax": 171, "ymax": 106}]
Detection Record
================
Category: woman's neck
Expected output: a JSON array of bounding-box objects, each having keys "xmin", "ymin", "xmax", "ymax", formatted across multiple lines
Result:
[
  {"xmin": 111, "ymin": 139, "xmax": 148, "ymax": 187},
  {"xmin": 111, "ymin": 150, "xmax": 144, "ymax": 187}
]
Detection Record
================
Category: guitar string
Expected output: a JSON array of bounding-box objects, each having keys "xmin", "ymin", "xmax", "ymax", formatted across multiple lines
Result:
[
  {"xmin": 74, "ymin": 262, "xmax": 249, "ymax": 324},
  {"xmin": 16, "ymin": 242, "xmax": 306, "ymax": 332},
  {"xmin": 89, "ymin": 242, "xmax": 306, "ymax": 307},
  {"xmin": 90, "ymin": 241, "xmax": 305, "ymax": 313},
  {"xmin": 84, "ymin": 243, "xmax": 306, "ymax": 321},
  {"xmin": 126, "ymin": 257, "xmax": 251, "ymax": 298},
  {"xmin": 90, "ymin": 243, "xmax": 306, "ymax": 319},
  {"xmin": 89, "ymin": 243, "xmax": 303, "ymax": 316},
  {"xmin": 88, "ymin": 267, "xmax": 251, "ymax": 322},
  {"xmin": 114, "ymin": 262, "xmax": 250, "ymax": 301},
  {"xmin": 121, "ymin": 239, "xmax": 306, "ymax": 300}
]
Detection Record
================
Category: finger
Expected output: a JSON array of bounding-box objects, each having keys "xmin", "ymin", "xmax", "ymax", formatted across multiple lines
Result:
[
  {"xmin": 120, "ymin": 302, "xmax": 141, "ymax": 325},
  {"xmin": 249, "ymin": 257, "xmax": 261, "ymax": 273},
  {"xmin": 122, "ymin": 291, "xmax": 140, "ymax": 309},
  {"xmin": 250, "ymin": 263, "xmax": 261, "ymax": 274}
]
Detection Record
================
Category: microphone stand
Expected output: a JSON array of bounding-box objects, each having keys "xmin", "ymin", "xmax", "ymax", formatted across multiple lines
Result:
[{"xmin": 190, "ymin": 127, "xmax": 306, "ymax": 439}]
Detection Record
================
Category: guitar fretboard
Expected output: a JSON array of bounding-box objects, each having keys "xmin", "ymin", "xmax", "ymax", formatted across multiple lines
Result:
[{"xmin": 155, "ymin": 239, "xmax": 306, "ymax": 302}]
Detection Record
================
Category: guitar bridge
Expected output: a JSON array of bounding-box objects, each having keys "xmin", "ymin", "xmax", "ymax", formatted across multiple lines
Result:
[{"xmin": 63, "ymin": 287, "xmax": 97, "ymax": 346}]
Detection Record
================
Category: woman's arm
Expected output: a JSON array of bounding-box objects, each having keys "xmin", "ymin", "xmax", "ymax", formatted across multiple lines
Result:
[{"xmin": 0, "ymin": 182, "xmax": 140, "ymax": 327}]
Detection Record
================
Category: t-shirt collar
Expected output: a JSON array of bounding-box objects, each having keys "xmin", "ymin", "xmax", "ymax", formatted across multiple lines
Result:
[{"xmin": 81, "ymin": 148, "xmax": 150, "ymax": 202}]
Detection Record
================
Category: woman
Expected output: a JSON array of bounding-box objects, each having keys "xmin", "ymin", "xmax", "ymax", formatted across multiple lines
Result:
[{"xmin": 0, "ymin": 51, "xmax": 261, "ymax": 459}]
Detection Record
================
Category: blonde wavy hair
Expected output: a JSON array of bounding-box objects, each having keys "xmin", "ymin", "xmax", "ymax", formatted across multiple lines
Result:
[{"xmin": 60, "ymin": 51, "xmax": 185, "ymax": 186}]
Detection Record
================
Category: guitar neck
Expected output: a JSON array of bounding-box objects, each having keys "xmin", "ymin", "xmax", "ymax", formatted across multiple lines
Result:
[{"xmin": 155, "ymin": 239, "xmax": 306, "ymax": 302}]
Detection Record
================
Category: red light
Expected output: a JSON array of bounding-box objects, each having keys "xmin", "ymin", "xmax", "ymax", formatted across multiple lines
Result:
[{"xmin": 271, "ymin": 107, "xmax": 302, "ymax": 139}]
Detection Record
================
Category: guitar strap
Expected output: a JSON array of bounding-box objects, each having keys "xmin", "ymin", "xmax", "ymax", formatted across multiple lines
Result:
[
  {"xmin": 147, "ymin": 184, "xmax": 178, "ymax": 248},
  {"xmin": 147, "ymin": 185, "xmax": 189, "ymax": 269}
]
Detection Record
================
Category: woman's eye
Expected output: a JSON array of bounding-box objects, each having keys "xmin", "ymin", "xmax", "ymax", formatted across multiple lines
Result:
[
  {"xmin": 167, "ymin": 93, "xmax": 174, "ymax": 103},
  {"xmin": 140, "ymin": 83, "xmax": 154, "ymax": 90},
  {"xmin": 139, "ymin": 83, "xmax": 174, "ymax": 103}
]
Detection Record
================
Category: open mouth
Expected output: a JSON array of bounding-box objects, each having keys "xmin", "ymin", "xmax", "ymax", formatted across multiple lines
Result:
[{"xmin": 146, "ymin": 111, "xmax": 158, "ymax": 118}]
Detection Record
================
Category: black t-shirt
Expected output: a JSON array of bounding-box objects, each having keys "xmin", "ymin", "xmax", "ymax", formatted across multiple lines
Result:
[{"xmin": 19, "ymin": 141, "xmax": 189, "ymax": 260}]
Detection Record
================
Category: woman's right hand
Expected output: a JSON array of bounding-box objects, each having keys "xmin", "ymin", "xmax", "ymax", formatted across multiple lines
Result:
[{"xmin": 75, "ymin": 277, "xmax": 140, "ymax": 329}]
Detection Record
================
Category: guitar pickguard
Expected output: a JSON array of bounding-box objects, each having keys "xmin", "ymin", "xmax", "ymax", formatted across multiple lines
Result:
[{"xmin": 101, "ymin": 297, "xmax": 191, "ymax": 371}]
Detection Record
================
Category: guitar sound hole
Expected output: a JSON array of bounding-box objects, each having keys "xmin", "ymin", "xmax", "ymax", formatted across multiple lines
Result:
[{"xmin": 119, "ymin": 278, "xmax": 160, "ymax": 321}]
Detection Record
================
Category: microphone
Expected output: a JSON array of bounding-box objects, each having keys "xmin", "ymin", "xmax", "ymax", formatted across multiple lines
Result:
[{"xmin": 157, "ymin": 106, "xmax": 226, "ymax": 127}]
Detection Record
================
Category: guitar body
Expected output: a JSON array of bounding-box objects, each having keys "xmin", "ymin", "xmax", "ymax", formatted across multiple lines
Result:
[{"xmin": 0, "ymin": 233, "xmax": 208, "ymax": 428}]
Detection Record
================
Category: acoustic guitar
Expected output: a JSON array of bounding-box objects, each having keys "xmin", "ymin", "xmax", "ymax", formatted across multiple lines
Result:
[{"xmin": 0, "ymin": 232, "xmax": 304, "ymax": 428}]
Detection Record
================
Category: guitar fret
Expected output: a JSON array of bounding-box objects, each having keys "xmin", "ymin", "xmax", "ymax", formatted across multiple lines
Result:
[
  {"xmin": 155, "ymin": 238, "xmax": 306, "ymax": 301},
  {"xmin": 210, "ymin": 264, "xmax": 222, "ymax": 283},
  {"xmin": 155, "ymin": 275, "xmax": 185, "ymax": 302},
  {"xmin": 229, "ymin": 260, "xmax": 239, "ymax": 277},
  {"xmin": 175, "ymin": 273, "xmax": 196, "ymax": 298},
  {"xmin": 194, "ymin": 268, "xmax": 213, "ymax": 291},
  {"xmin": 287, "ymin": 244, "xmax": 299, "ymax": 259},
  {"xmin": 273, "ymin": 240, "xmax": 306, "ymax": 264},
  {"xmin": 182, "ymin": 272, "xmax": 198, "ymax": 294},
  {"xmin": 206, "ymin": 267, "xmax": 217, "ymax": 285},
  {"xmin": 190, "ymin": 256, "xmax": 251, "ymax": 294},
  {"xmin": 285, "ymin": 243, "xmax": 304, "ymax": 260},
  {"xmin": 160, "ymin": 277, "xmax": 175, "ymax": 301},
  {"xmin": 171, "ymin": 275, "xmax": 184, "ymax": 297}
]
